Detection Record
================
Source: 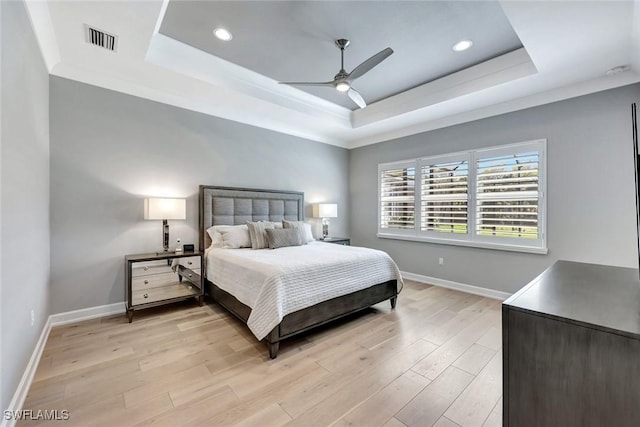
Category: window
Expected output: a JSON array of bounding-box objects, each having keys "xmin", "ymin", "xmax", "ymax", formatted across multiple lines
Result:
[
  {"xmin": 420, "ymin": 155, "xmax": 469, "ymax": 235},
  {"xmin": 378, "ymin": 140, "xmax": 547, "ymax": 254},
  {"xmin": 379, "ymin": 161, "xmax": 415, "ymax": 232}
]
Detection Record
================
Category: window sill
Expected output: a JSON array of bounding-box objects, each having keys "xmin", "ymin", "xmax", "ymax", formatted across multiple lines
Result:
[{"xmin": 376, "ymin": 232, "xmax": 548, "ymax": 255}]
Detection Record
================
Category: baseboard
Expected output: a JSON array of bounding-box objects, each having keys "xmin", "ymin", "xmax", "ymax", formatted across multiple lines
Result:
[
  {"xmin": 1, "ymin": 317, "xmax": 52, "ymax": 427},
  {"xmin": 49, "ymin": 301, "xmax": 126, "ymax": 326},
  {"xmin": 401, "ymin": 271, "xmax": 512, "ymax": 301},
  {"xmin": 2, "ymin": 302, "xmax": 126, "ymax": 426}
]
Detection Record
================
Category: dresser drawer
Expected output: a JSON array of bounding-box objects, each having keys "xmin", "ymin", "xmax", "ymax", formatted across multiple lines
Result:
[
  {"xmin": 132, "ymin": 272, "xmax": 178, "ymax": 290},
  {"xmin": 131, "ymin": 260, "xmax": 173, "ymax": 277}
]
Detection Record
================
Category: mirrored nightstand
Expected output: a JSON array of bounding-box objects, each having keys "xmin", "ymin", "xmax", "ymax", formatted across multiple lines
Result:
[{"xmin": 125, "ymin": 251, "xmax": 204, "ymax": 322}]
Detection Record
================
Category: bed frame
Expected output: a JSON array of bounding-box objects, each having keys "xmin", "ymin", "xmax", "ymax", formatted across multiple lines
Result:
[{"xmin": 199, "ymin": 185, "xmax": 397, "ymax": 358}]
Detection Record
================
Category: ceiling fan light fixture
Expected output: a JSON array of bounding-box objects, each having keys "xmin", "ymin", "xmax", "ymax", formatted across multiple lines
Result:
[
  {"xmin": 335, "ymin": 82, "xmax": 350, "ymax": 92},
  {"xmin": 213, "ymin": 28, "xmax": 232, "ymax": 41},
  {"xmin": 452, "ymin": 39, "xmax": 473, "ymax": 52}
]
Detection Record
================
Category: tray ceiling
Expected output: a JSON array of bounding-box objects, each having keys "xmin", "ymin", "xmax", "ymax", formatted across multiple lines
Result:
[
  {"xmin": 24, "ymin": 0, "xmax": 640, "ymax": 148},
  {"xmin": 159, "ymin": 1, "xmax": 523, "ymax": 109}
]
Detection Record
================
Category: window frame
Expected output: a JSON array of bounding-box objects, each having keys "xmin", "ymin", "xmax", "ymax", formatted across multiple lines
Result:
[{"xmin": 377, "ymin": 139, "xmax": 547, "ymax": 254}]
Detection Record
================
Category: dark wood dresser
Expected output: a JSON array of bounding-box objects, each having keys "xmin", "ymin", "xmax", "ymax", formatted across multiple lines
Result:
[{"xmin": 502, "ymin": 260, "xmax": 640, "ymax": 427}]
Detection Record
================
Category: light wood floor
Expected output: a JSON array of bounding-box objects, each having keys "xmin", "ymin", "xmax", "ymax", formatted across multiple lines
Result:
[{"xmin": 19, "ymin": 280, "xmax": 503, "ymax": 427}]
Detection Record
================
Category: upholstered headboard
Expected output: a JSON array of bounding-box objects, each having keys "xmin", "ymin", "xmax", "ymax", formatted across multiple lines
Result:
[{"xmin": 199, "ymin": 186, "xmax": 304, "ymax": 250}]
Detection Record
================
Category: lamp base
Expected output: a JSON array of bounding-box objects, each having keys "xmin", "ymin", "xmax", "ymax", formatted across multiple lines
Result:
[
  {"xmin": 163, "ymin": 219, "xmax": 170, "ymax": 252},
  {"xmin": 322, "ymin": 218, "xmax": 330, "ymax": 239}
]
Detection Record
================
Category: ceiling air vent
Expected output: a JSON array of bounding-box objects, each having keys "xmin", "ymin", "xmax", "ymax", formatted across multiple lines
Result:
[{"xmin": 85, "ymin": 25, "xmax": 117, "ymax": 52}]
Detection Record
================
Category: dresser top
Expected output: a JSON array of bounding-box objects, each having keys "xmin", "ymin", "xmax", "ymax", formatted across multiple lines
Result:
[{"xmin": 504, "ymin": 260, "xmax": 640, "ymax": 339}]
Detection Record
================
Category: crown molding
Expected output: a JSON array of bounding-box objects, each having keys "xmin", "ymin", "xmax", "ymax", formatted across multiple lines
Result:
[
  {"xmin": 352, "ymin": 48, "xmax": 537, "ymax": 128},
  {"xmin": 347, "ymin": 69, "xmax": 640, "ymax": 149},
  {"xmin": 146, "ymin": 33, "xmax": 352, "ymax": 125},
  {"xmin": 24, "ymin": 0, "xmax": 60, "ymax": 72}
]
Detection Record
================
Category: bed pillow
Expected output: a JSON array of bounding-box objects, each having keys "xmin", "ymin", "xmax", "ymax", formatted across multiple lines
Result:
[
  {"xmin": 206, "ymin": 226, "xmax": 224, "ymax": 248},
  {"xmin": 266, "ymin": 228, "xmax": 306, "ymax": 249},
  {"xmin": 282, "ymin": 220, "xmax": 314, "ymax": 242},
  {"xmin": 219, "ymin": 225, "xmax": 252, "ymax": 249},
  {"xmin": 247, "ymin": 221, "xmax": 275, "ymax": 249},
  {"xmin": 206, "ymin": 224, "xmax": 251, "ymax": 249}
]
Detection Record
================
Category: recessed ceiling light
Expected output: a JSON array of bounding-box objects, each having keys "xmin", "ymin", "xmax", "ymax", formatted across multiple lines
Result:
[
  {"xmin": 452, "ymin": 40, "xmax": 473, "ymax": 52},
  {"xmin": 213, "ymin": 28, "xmax": 232, "ymax": 41}
]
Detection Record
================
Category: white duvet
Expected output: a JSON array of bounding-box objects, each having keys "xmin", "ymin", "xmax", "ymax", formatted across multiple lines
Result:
[{"xmin": 206, "ymin": 241, "xmax": 403, "ymax": 340}]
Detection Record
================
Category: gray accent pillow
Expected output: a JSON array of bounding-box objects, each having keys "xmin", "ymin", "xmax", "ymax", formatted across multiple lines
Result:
[
  {"xmin": 265, "ymin": 228, "xmax": 306, "ymax": 249},
  {"xmin": 282, "ymin": 220, "xmax": 314, "ymax": 242},
  {"xmin": 247, "ymin": 221, "xmax": 275, "ymax": 249}
]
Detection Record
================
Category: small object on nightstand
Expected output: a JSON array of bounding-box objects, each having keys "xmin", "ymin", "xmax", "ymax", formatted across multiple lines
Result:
[
  {"xmin": 175, "ymin": 238, "xmax": 183, "ymax": 253},
  {"xmin": 124, "ymin": 251, "xmax": 204, "ymax": 323},
  {"xmin": 320, "ymin": 237, "xmax": 350, "ymax": 246},
  {"xmin": 183, "ymin": 243, "xmax": 195, "ymax": 252}
]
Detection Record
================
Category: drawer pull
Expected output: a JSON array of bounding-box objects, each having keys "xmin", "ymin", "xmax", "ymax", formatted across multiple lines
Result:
[
  {"xmin": 144, "ymin": 280, "xmax": 149, "ymax": 285},
  {"xmin": 188, "ymin": 261, "xmax": 193, "ymax": 265},
  {"xmin": 143, "ymin": 293, "xmax": 149, "ymax": 299},
  {"xmin": 143, "ymin": 266, "xmax": 149, "ymax": 271},
  {"xmin": 188, "ymin": 273, "xmax": 192, "ymax": 278}
]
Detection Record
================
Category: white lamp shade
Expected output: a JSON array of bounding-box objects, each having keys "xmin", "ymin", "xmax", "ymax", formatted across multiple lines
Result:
[
  {"xmin": 144, "ymin": 198, "xmax": 186, "ymax": 220},
  {"xmin": 313, "ymin": 203, "xmax": 338, "ymax": 218}
]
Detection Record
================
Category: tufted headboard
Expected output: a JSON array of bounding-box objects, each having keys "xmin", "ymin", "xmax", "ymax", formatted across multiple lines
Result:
[{"xmin": 199, "ymin": 185, "xmax": 304, "ymax": 250}]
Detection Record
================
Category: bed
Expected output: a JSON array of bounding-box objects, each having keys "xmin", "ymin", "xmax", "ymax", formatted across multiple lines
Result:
[{"xmin": 199, "ymin": 185, "xmax": 402, "ymax": 358}]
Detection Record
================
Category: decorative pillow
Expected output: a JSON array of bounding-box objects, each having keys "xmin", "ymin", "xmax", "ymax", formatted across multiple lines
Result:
[
  {"xmin": 247, "ymin": 221, "xmax": 275, "ymax": 249},
  {"xmin": 282, "ymin": 220, "xmax": 314, "ymax": 242},
  {"xmin": 266, "ymin": 228, "xmax": 306, "ymax": 249},
  {"xmin": 206, "ymin": 224, "xmax": 251, "ymax": 249}
]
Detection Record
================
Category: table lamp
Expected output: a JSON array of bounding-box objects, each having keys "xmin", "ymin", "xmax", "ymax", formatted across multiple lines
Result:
[
  {"xmin": 313, "ymin": 203, "xmax": 338, "ymax": 240},
  {"xmin": 144, "ymin": 198, "xmax": 186, "ymax": 253}
]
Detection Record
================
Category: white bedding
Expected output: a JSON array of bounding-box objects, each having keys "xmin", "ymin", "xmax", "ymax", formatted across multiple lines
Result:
[{"xmin": 206, "ymin": 241, "xmax": 403, "ymax": 340}]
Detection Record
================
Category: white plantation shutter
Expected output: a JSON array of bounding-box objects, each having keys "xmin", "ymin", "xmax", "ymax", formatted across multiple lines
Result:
[
  {"xmin": 379, "ymin": 162, "xmax": 416, "ymax": 231},
  {"xmin": 476, "ymin": 148, "xmax": 541, "ymax": 241},
  {"xmin": 377, "ymin": 139, "xmax": 546, "ymax": 253},
  {"xmin": 420, "ymin": 156, "xmax": 469, "ymax": 235}
]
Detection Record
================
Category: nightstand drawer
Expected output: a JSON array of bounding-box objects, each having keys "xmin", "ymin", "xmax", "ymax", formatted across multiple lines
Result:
[
  {"xmin": 132, "ymin": 260, "xmax": 173, "ymax": 277},
  {"xmin": 176, "ymin": 256, "xmax": 200, "ymax": 269},
  {"xmin": 132, "ymin": 272, "xmax": 178, "ymax": 290},
  {"xmin": 179, "ymin": 267, "xmax": 201, "ymax": 283},
  {"xmin": 132, "ymin": 282, "xmax": 200, "ymax": 305}
]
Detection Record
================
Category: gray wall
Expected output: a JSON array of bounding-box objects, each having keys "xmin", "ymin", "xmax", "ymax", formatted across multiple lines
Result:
[
  {"xmin": 1, "ymin": 0, "xmax": 51, "ymax": 412},
  {"xmin": 49, "ymin": 76, "xmax": 349, "ymax": 314},
  {"xmin": 350, "ymin": 84, "xmax": 640, "ymax": 294}
]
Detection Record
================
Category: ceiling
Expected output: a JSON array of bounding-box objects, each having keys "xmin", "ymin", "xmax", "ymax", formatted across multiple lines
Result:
[
  {"xmin": 159, "ymin": 1, "xmax": 523, "ymax": 109},
  {"xmin": 25, "ymin": 0, "xmax": 640, "ymax": 149}
]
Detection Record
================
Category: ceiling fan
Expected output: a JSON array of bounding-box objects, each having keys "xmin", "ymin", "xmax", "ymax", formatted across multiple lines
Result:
[{"xmin": 279, "ymin": 39, "xmax": 393, "ymax": 109}]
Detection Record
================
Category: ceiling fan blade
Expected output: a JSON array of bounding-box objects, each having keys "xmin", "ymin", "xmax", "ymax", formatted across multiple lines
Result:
[
  {"xmin": 278, "ymin": 81, "xmax": 335, "ymax": 87},
  {"xmin": 348, "ymin": 88, "xmax": 367, "ymax": 109},
  {"xmin": 348, "ymin": 47, "xmax": 393, "ymax": 81}
]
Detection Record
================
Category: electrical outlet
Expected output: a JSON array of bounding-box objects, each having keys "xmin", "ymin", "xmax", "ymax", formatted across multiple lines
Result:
[
  {"xmin": 438, "ymin": 257, "xmax": 444, "ymax": 265},
  {"xmin": 30, "ymin": 309, "xmax": 35, "ymax": 327}
]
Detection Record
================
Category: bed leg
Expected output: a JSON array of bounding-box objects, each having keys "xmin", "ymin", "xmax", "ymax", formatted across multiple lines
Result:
[
  {"xmin": 268, "ymin": 341, "xmax": 280, "ymax": 359},
  {"xmin": 267, "ymin": 326, "xmax": 280, "ymax": 359},
  {"xmin": 390, "ymin": 296, "xmax": 397, "ymax": 310}
]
